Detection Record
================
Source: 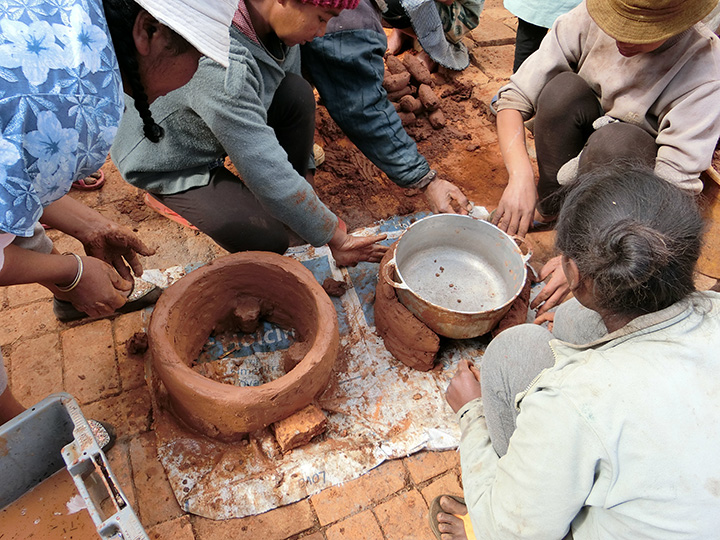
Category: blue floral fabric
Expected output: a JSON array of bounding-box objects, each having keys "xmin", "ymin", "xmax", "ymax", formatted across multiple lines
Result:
[{"xmin": 0, "ymin": 0, "xmax": 124, "ymax": 236}]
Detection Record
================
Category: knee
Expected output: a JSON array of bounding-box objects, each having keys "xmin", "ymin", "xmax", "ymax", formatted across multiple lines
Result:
[
  {"xmin": 537, "ymin": 72, "xmax": 593, "ymax": 117},
  {"xmin": 277, "ymin": 73, "xmax": 316, "ymax": 114},
  {"xmin": 582, "ymin": 123, "xmax": 657, "ymax": 169},
  {"xmin": 482, "ymin": 324, "xmax": 553, "ymax": 376}
]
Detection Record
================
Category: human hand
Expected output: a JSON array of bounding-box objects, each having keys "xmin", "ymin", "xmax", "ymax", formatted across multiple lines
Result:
[
  {"xmin": 533, "ymin": 311, "xmax": 555, "ymax": 332},
  {"xmin": 530, "ymin": 255, "xmax": 570, "ymax": 317},
  {"xmin": 445, "ymin": 359, "xmax": 482, "ymax": 413},
  {"xmin": 425, "ymin": 178, "xmax": 472, "ymax": 215},
  {"xmin": 52, "ymin": 256, "xmax": 132, "ymax": 318},
  {"xmin": 329, "ymin": 229, "xmax": 388, "ymax": 267},
  {"xmin": 492, "ymin": 179, "xmax": 538, "ymax": 237},
  {"xmin": 82, "ymin": 222, "xmax": 156, "ymax": 281}
]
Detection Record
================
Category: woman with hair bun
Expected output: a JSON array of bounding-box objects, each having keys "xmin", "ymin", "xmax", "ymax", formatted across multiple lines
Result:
[{"xmin": 431, "ymin": 164, "xmax": 720, "ymax": 540}]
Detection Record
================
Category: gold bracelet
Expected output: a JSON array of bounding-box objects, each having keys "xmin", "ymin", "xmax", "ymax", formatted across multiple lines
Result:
[{"xmin": 56, "ymin": 253, "xmax": 83, "ymax": 293}]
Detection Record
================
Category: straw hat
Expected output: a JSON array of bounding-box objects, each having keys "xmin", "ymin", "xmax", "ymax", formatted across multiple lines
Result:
[
  {"xmin": 586, "ymin": 0, "xmax": 718, "ymax": 44},
  {"xmin": 136, "ymin": 0, "xmax": 236, "ymax": 67}
]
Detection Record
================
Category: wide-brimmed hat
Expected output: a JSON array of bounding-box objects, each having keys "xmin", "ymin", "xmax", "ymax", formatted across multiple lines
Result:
[
  {"xmin": 586, "ymin": 0, "xmax": 718, "ymax": 44},
  {"xmin": 136, "ymin": 0, "xmax": 236, "ymax": 67}
]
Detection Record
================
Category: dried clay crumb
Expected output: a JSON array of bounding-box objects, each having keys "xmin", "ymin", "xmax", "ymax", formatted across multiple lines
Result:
[{"xmin": 126, "ymin": 332, "xmax": 148, "ymax": 355}]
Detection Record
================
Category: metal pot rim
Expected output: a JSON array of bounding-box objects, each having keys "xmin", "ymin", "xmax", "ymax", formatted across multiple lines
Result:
[{"xmin": 392, "ymin": 214, "xmax": 529, "ymax": 316}]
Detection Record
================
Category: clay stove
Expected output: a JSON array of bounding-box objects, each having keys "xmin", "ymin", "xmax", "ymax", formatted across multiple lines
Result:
[{"xmin": 148, "ymin": 252, "xmax": 339, "ymax": 440}]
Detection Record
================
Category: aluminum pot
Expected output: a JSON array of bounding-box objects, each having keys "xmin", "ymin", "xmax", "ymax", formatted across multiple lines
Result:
[{"xmin": 381, "ymin": 214, "xmax": 530, "ymax": 339}]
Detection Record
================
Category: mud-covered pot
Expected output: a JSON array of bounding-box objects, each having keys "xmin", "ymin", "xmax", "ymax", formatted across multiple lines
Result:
[{"xmin": 381, "ymin": 214, "xmax": 530, "ymax": 339}]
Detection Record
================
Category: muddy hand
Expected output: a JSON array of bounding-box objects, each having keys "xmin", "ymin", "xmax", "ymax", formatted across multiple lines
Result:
[
  {"xmin": 492, "ymin": 181, "xmax": 537, "ymax": 237},
  {"xmin": 83, "ymin": 224, "xmax": 156, "ymax": 281},
  {"xmin": 445, "ymin": 359, "xmax": 482, "ymax": 413},
  {"xmin": 533, "ymin": 311, "xmax": 555, "ymax": 331},
  {"xmin": 426, "ymin": 178, "xmax": 472, "ymax": 215},
  {"xmin": 53, "ymin": 256, "xmax": 132, "ymax": 318},
  {"xmin": 329, "ymin": 232, "xmax": 388, "ymax": 267},
  {"xmin": 530, "ymin": 255, "xmax": 570, "ymax": 316}
]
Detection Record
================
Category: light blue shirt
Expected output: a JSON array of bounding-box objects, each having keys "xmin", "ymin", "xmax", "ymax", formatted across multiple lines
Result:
[
  {"xmin": 0, "ymin": 0, "xmax": 123, "ymax": 236},
  {"xmin": 503, "ymin": 0, "xmax": 580, "ymax": 29}
]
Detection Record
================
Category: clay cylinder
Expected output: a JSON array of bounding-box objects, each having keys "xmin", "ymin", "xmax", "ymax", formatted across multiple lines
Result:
[
  {"xmin": 387, "ymin": 86, "xmax": 413, "ymax": 102},
  {"xmin": 383, "ymin": 71, "xmax": 411, "ymax": 93},
  {"xmin": 399, "ymin": 95, "xmax": 423, "ymax": 114},
  {"xmin": 428, "ymin": 109, "xmax": 446, "ymax": 129},
  {"xmin": 402, "ymin": 54, "xmax": 432, "ymax": 86},
  {"xmin": 398, "ymin": 111, "xmax": 417, "ymax": 126},
  {"xmin": 148, "ymin": 251, "xmax": 339, "ymax": 440},
  {"xmin": 385, "ymin": 55, "xmax": 408, "ymax": 75},
  {"xmin": 418, "ymin": 84, "xmax": 440, "ymax": 112}
]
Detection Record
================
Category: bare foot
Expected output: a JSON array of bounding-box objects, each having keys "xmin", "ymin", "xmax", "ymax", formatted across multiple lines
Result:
[
  {"xmin": 437, "ymin": 496, "xmax": 469, "ymax": 540},
  {"xmin": 417, "ymin": 50, "xmax": 438, "ymax": 73},
  {"xmin": 387, "ymin": 28, "xmax": 411, "ymax": 56}
]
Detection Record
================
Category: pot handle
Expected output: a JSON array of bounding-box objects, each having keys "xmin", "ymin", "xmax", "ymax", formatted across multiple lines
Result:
[
  {"xmin": 511, "ymin": 235, "xmax": 533, "ymax": 264},
  {"xmin": 381, "ymin": 256, "xmax": 410, "ymax": 291}
]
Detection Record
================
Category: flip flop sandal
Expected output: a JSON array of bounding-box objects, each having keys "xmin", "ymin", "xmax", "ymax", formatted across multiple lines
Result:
[
  {"xmin": 72, "ymin": 170, "xmax": 105, "ymax": 191},
  {"xmin": 87, "ymin": 419, "xmax": 117, "ymax": 452},
  {"xmin": 428, "ymin": 494, "xmax": 477, "ymax": 540},
  {"xmin": 143, "ymin": 192, "xmax": 199, "ymax": 230},
  {"xmin": 53, "ymin": 279, "xmax": 162, "ymax": 322}
]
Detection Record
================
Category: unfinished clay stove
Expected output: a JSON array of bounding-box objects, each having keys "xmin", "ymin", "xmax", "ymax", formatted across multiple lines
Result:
[{"xmin": 148, "ymin": 252, "xmax": 339, "ymax": 440}]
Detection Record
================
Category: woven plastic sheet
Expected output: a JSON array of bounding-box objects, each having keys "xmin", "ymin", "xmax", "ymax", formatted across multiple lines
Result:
[{"xmin": 144, "ymin": 214, "xmax": 490, "ymax": 520}]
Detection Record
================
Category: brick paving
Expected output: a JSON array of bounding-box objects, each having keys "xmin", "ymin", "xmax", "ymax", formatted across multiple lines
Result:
[{"xmin": 4, "ymin": 2, "xmax": 718, "ymax": 538}]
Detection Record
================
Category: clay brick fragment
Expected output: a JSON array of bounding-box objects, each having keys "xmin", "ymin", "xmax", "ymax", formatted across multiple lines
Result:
[
  {"xmin": 383, "ymin": 72, "xmax": 411, "ymax": 92},
  {"xmin": 418, "ymin": 84, "xmax": 440, "ymax": 111},
  {"xmin": 428, "ymin": 109, "xmax": 446, "ymax": 130},
  {"xmin": 233, "ymin": 296, "xmax": 263, "ymax": 333},
  {"xmin": 385, "ymin": 55, "xmax": 408, "ymax": 75},
  {"xmin": 402, "ymin": 54, "xmax": 432, "ymax": 85},
  {"xmin": 397, "ymin": 111, "xmax": 416, "ymax": 126},
  {"xmin": 399, "ymin": 95, "xmax": 423, "ymax": 114},
  {"xmin": 386, "ymin": 86, "xmax": 413, "ymax": 102},
  {"xmin": 273, "ymin": 404, "xmax": 327, "ymax": 453}
]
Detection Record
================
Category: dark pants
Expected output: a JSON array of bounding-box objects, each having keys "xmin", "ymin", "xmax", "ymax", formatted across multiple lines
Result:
[
  {"xmin": 513, "ymin": 18, "xmax": 548, "ymax": 73},
  {"xmin": 381, "ymin": 0, "xmax": 411, "ymax": 29},
  {"xmin": 154, "ymin": 73, "xmax": 315, "ymax": 254},
  {"xmin": 534, "ymin": 72, "xmax": 658, "ymax": 216}
]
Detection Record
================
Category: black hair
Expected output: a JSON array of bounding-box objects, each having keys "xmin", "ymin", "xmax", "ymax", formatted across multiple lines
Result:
[
  {"xmin": 555, "ymin": 162, "xmax": 704, "ymax": 317},
  {"xmin": 102, "ymin": 0, "xmax": 193, "ymax": 142}
]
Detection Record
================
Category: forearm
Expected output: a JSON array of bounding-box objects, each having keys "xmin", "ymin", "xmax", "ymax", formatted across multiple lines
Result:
[
  {"xmin": 0, "ymin": 244, "xmax": 78, "ymax": 288},
  {"xmin": 40, "ymin": 195, "xmax": 111, "ymax": 244},
  {"xmin": 497, "ymin": 109, "xmax": 534, "ymax": 189},
  {"xmin": 303, "ymin": 30, "xmax": 431, "ymax": 187}
]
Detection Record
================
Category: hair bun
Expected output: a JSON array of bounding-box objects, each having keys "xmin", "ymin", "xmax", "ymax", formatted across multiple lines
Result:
[{"xmin": 595, "ymin": 219, "xmax": 672, "ymax": 289}]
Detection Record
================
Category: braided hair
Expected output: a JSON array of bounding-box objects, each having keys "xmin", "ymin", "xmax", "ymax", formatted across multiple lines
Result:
[
  {"xmin": 103, "ymin": 0, "xmax": 193, "ymax": 142},
  {"xmin": 555, "ymin": 163, "xmax": 703, "ymax": 316}
]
